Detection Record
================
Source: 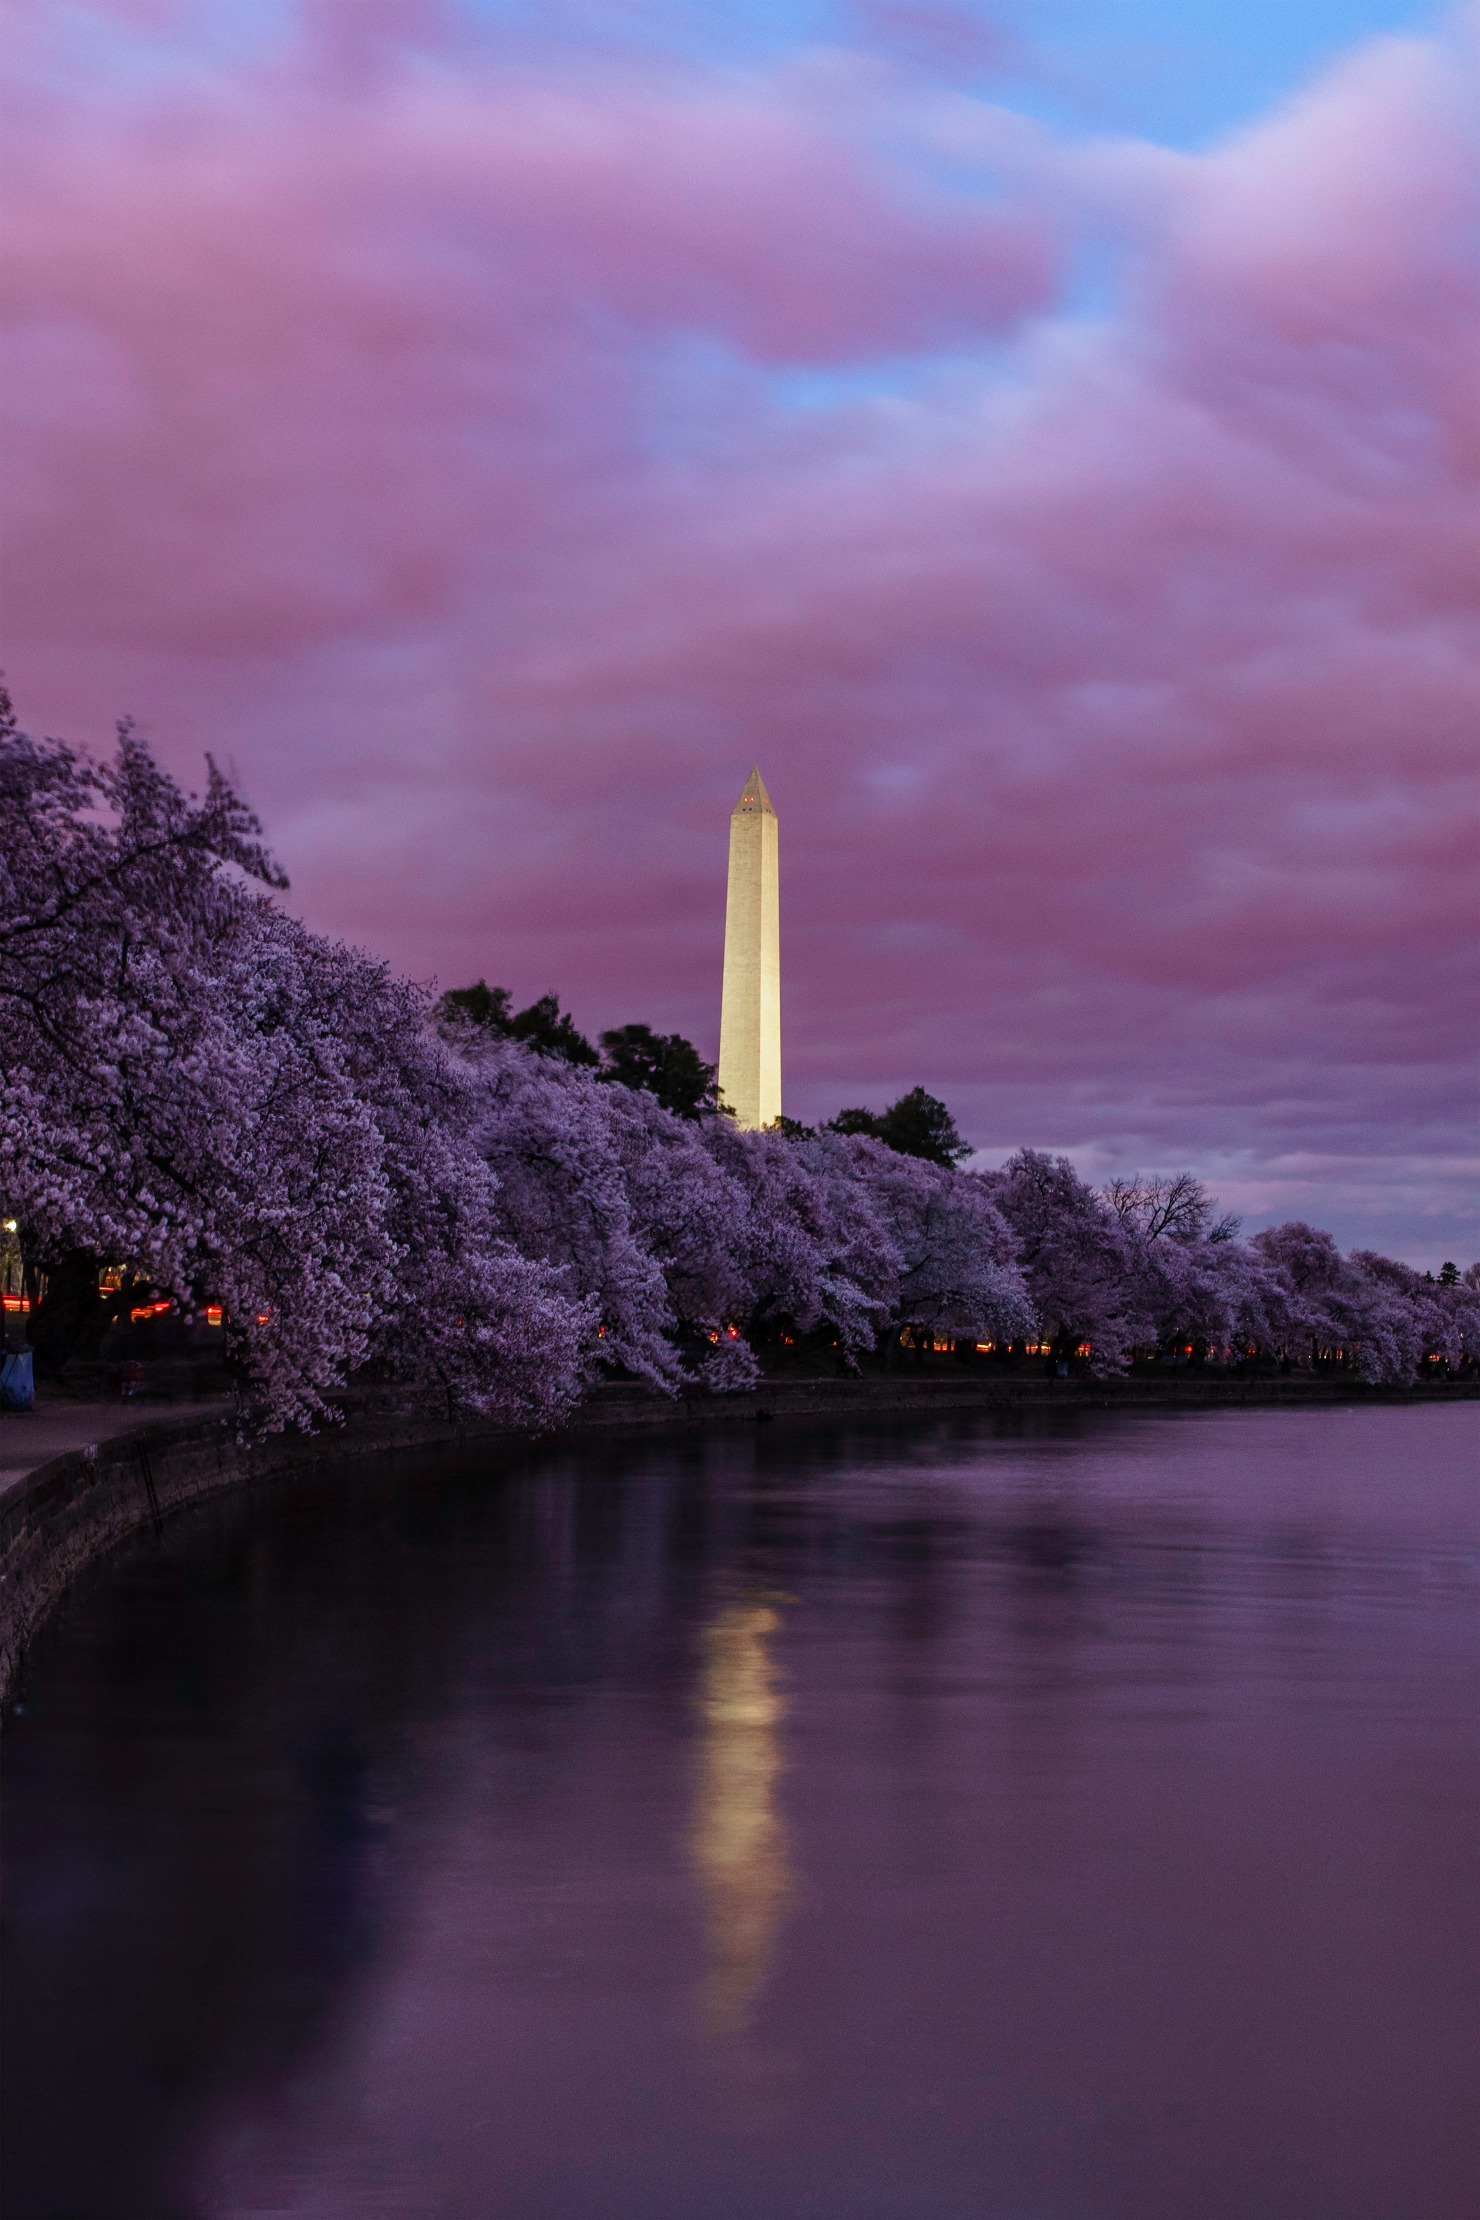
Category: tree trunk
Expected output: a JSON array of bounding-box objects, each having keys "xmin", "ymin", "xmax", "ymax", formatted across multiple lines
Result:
[{"xmin": 29, "ymin": 1248, "xmax": 109, "ymax": 1376}]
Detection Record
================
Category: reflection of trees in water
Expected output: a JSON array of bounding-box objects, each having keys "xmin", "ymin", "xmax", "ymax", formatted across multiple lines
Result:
[
  {"xmin": 0, "ymin": 1483, "xmax": 430, "ymax": 2219},
  {"xmin": 3, "ymin": 1411, "xmax": 1118, "ymax": 2214},
  {"xmin": 3, "ymin": 1436, "xmax": 739, "ymax": 2214},
  {"xmin": 692, "ymin": 1600, "xmax": 789, "ymax": 2036}
]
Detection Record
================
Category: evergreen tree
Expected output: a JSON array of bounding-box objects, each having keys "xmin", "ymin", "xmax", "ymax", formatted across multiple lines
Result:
[
  {"xmin": 830, "ymin": 1086, "xmax": 969, "ymax": 1167},
  {"xmin": 437, "ymin": 981, "xmax": 597, "ymax": 1065},
  {"xmin": 437, "ymin": 980, "xmax": 512, "ymax": 1032},
  {"xmin": 510, "ymin": 993, "xmax": 599, "ymax": 1065},
  {"xmin": 599, "ymin": 1023, "xmax": 718, "ymax": 1119}
]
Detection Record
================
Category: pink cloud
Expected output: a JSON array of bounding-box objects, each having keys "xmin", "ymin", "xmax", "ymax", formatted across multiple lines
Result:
[{"xmin": 1, "ymin": 15, "xmax": 1476, "ymax": 1260}]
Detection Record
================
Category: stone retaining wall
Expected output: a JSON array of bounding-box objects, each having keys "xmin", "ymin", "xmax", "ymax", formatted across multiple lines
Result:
[{"xmin": 0, "ymin": 1403, "xmax": 485, "ymax": 1702}]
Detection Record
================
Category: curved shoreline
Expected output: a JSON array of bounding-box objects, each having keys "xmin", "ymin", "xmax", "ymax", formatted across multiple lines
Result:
[{"xmin": 2, "ymin": 1372, "xmax": 1474, "ymax": 1704}]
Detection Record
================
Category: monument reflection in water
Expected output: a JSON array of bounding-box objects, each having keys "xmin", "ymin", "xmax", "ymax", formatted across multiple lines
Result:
[
  {"xmin": 2, "ymin": 1405, "xmax": 1477, "ymax": 2220},
  {"xmin": 693, "ymin": 1599, "xmax": 789, "ymax": 2036}
]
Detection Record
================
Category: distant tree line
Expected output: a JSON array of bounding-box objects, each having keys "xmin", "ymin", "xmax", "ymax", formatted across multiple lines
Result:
[
  {"xmin": 3, "ymin": 703, "xmax": 1476, "ymax": 1432},
  {"xmin": 437, "ymin": 979, "xmax": 974, "ymax": 1166},
  {"xmin": 436, "ymin": 981, "xmax": 721, "ymax": 1120}
]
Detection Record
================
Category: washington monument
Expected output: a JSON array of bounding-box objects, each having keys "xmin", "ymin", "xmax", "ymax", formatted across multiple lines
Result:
[{"xmin": 718, "ymin": 767, "xmax": 781, "ymax": 1129}]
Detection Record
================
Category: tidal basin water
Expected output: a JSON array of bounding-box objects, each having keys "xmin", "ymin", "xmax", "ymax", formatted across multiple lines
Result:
[{"xmin": 3, "ymin": 1405, "xmax": 1477, "ymax": 2220}]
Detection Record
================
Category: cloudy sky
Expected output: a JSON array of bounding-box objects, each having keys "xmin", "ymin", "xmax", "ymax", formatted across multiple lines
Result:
[{"xmin": 3, "ymin": 0, "xmax": 1476, "ymax": 1261}]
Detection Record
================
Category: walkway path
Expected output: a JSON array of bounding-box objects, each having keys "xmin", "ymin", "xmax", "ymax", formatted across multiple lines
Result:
[{"xmin": 0, "ymin": 1399, "xmax": 228, "ymax": 1503}]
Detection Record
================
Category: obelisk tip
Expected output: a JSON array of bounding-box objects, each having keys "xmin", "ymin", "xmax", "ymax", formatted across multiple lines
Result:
[{"xmin": 734, "ymin": 766, "xmax": 775, "ymax": 815}]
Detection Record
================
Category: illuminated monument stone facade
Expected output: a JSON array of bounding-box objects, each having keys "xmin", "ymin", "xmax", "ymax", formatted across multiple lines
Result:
[{"xmin": 718, "ymin": 767, "xmax": 781, "ymax": 1130}]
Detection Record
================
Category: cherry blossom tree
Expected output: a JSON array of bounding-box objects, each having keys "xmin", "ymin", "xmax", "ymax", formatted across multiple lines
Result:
[
  {"xmin": 0, "ymin": 700, "xmax": 586, "ymax": 1431},
  {"xmin": 691, "ymin": 1119, "xmax": 878, "ymax": 1356},
  {"xmin": 696, "ymin": 1336, "xmax": 763, "ymax": 1393},
  {"xmin": 804, "ymin": 1133, "xmax": 1032, "ymax": 1353},
  {"xmin": 453, "ymin": 1033, "xmax": 687, "ymax": 1391},
  {"xmin": 455, "ymin": 1035, "xmax": 1036, "ymax": 1379},
  {"xmin": 455, "ymin": 1037, "xmax": 887, "ymax": 1375},
  {"xmin": 1252, "ymin": 1223, "xmax": 1479, "ymax": 1382},
  {"xmin": 984, "ymin": 1150, "xmax": 1150, "ymax": 1371},
  {"xmin": 598, "ymin": 1080, "xmax": 750, "ymax": 1335},
  {"xmin": 1433, "ymin": 1271, "xmax": 1480, "ymax": 1369},
  {"xmin": 1127, "ymin": 1229, "xmax": 1302, "ymax": 1360}
]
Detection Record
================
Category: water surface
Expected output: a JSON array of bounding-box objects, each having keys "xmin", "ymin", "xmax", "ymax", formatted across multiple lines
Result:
[{"xmin": 4, "ymin": 1404, "xmax": 1477, "ymax": 2218}]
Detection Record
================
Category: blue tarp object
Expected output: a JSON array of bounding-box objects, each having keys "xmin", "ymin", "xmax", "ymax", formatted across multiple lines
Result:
[{"xmin": 0, "ymin": 1349, "xmax": 35, "ymax": 1410}]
